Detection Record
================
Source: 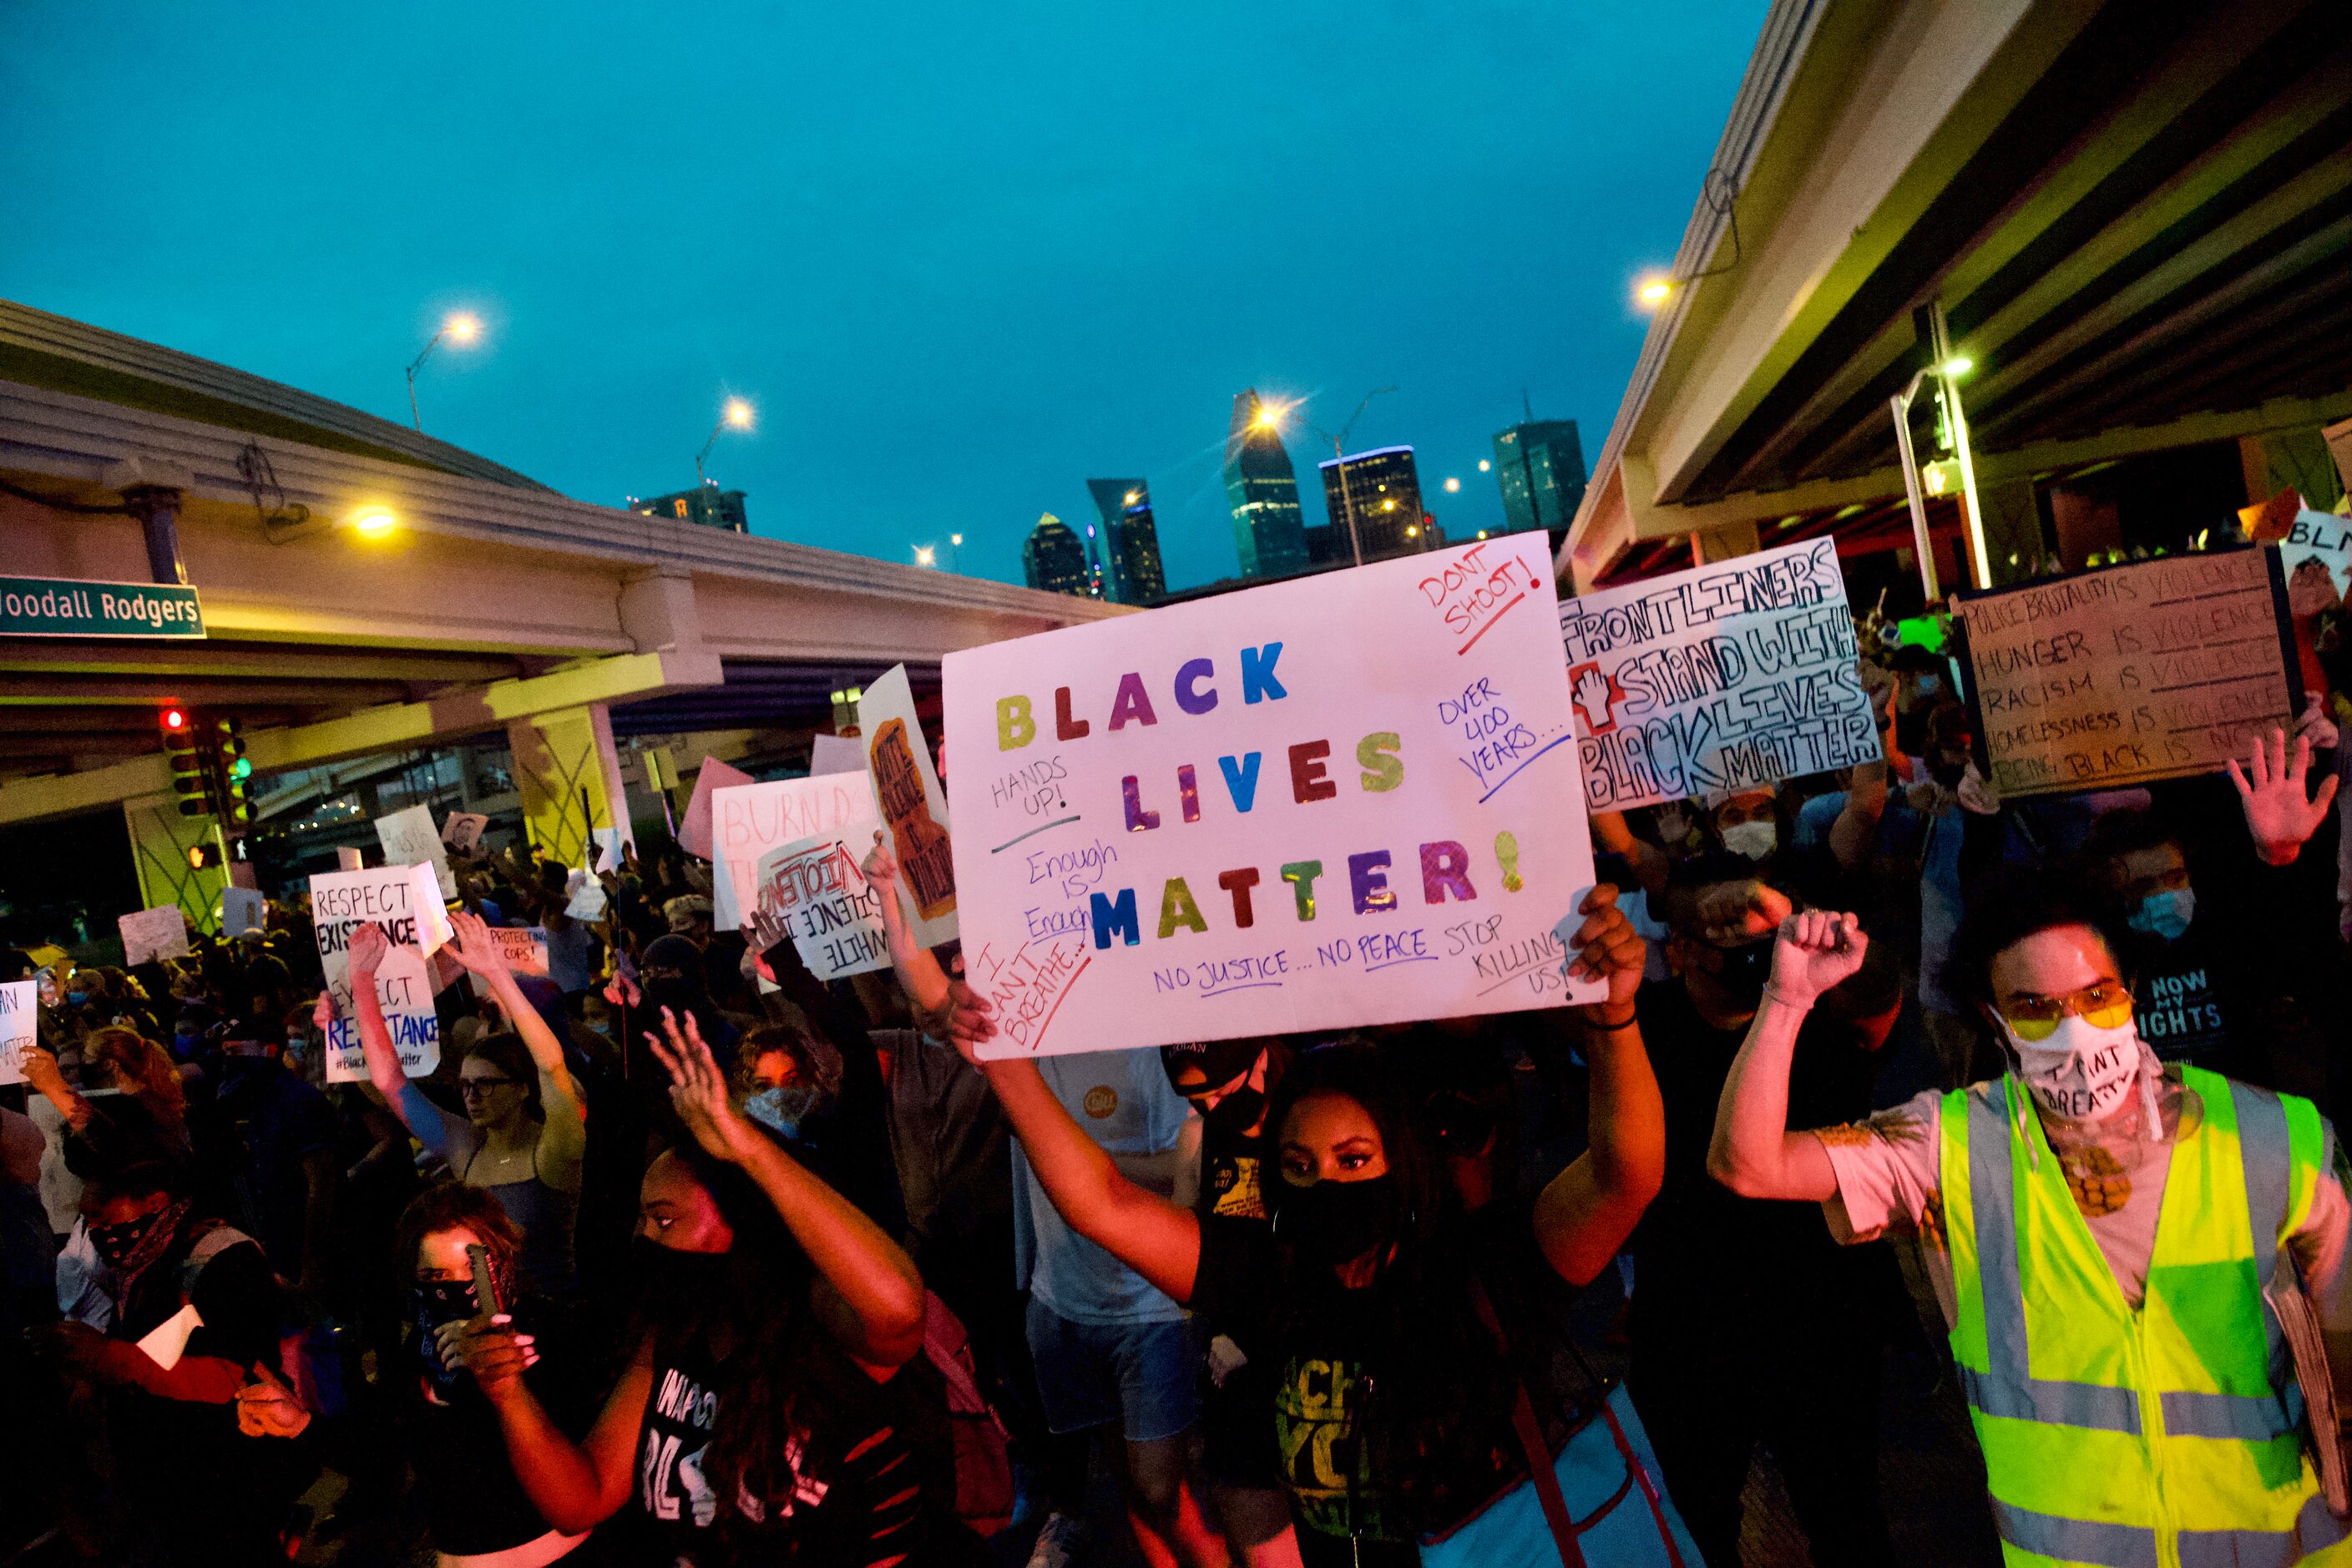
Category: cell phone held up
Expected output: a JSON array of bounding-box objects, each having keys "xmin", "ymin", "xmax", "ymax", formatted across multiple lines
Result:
[{"xmin": 466, "ymin": 1242, "xmax": 501, "ymax": 1319}]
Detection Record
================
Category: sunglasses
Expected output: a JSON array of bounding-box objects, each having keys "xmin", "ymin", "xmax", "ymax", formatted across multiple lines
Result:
[{"xmin": 1998, "ymin": 981, "xmax": 2133, "ymax": 1042}]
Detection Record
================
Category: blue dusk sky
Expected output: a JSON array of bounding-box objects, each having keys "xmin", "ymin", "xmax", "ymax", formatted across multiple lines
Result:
[{"xmin": 2, "ymin": 2, "xmax": 1762, "ymax": 592}]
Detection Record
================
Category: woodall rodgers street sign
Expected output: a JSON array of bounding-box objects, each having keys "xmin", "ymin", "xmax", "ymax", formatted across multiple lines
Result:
[{"xmin": 0, "ymin": 575, "xmax": 205, "ymax": 639}]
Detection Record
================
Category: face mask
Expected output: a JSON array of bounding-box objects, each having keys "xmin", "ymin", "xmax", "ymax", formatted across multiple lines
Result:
[
  {"xmin": 2126, "ymin": 888, "xmax": 2194, "ymax": 943},
  {"xmin": 743, "ymin": 1082, "xmax": 830, "ymax": 1141},
  {"xmin": 173, "ymin": 1027, "xmax": 202, "ymax": 1055},
  {"xmin": 65, "ymin": 991, "xmax": 89, "ymax": 1008},
  {"xmin": 1912, "ymin": 673, "xmax": 1942, "ymax": 697},
  {"xmin": 1894, "ymin": 712, "xmax": 1928, "ymax": 755},
  {"xmin": 1203, "ymin": 1085, "xmax": 1265, "ymax": 1138},
  {"xmin": 1721, "ymin": 821, "xmax": 1777, "ymax": 862},
  {"xmin": 630, "ymin": 1236, "xmax": 735, "ymax": 1319},
  {"xmin": 1704, "ymin": 938, "xmax": 1776, "ymax": 1004},
  {"xmin": 89, "ymin": 1211, "xmax": 165, "ymax": 1269},
  {"xmin": 1273, "ymin": 1173, "xmax": 1398, "ymax": 1267},
  {"xmin": 2002, "ymin": 1013, "xmax": 2144, "ymax": 1123},
  {"xmin": 413, "ymin": 1279, "xmax": 482, "ymax": 1391}
]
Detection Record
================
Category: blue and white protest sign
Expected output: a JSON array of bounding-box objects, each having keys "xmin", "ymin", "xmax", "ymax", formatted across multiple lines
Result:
[{"xmin": 312, "ymin": 863, "xmax": 450, "ymax": 1082}]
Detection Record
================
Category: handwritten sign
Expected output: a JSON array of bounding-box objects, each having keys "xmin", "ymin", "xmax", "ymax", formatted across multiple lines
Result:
[
  {"xmin": 809, "ymin": 734, "xmax": 865, "ymax": 777},
  {"xmin": 0, "ymin": 979, "xmax": 31, "ymax": 1086},
  {"xmin": 941, "ymin": 538, "xmax": 1601, "ymax": 1059},
  {"xmin": 2282, "ymin": 509, "xmax": 2350, "ymax": 613},
  {"xmin": 1953, "ymin": 549, "xmax": 2299, "ymax": 797},
  {"xmin": 472, "ymin": 926, "xmax": 549, "ymax": 998},
  {"xmin": 862, "ymin": 664, "xmax": 959, "ymax": 948},
  {"xmin": 679, "ymin": 756, "xmax": 754, "ymax": 862},
  {"xmin": 755, "ymin": 834, "xmax": 890, "ymax": 979},
  {"xmin": 311, "ymin": 864, "xmax": 451, "ymax": 1083},
  {"xmin": 441, "ymin": 812, "xmax": 489, "ymax": 852},
  {"xmin": 1558, "ymin": 538, "xmax": 1875, "ymax": 812},
  {"xmin": 377, "ymin": 804, "xmax": 458, "ymax": 899},
  {"xmin": 119, "ymin": 904, "xmax": 190, "ymax": 964},
  {"xmin": 220, "ymin": 886, "xmax": 266, "ymax": 937},
  {"xmin": 711, "ymin": 775, "xmax": 882, "ymax": 932}
]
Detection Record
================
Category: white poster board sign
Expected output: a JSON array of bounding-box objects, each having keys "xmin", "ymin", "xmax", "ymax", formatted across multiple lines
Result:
[
  {"xmin": 0, "ymin": 979, "xmax": 32, "ymax": 1086},
  {"xmin": 808, "ymin": 734, "xmax": 866, "ymax": 777},
  {"xmin": 473, "ymin": 927, "xmax": 549, "ymax": 997},
  {"xmin": 441, "ymin": 812, "xmax": 489, "ymax": 852},
  {"xmin": 1558, "ymin": 537, "xmax": 1878, "ymax": 812},
  {"xmin": 942, "ymin": 538, "xmax": 1601, "ymax": 1058},
  {"xmin": 755, "ymin": 834, "xmax": 891, "ymax": 979},
  {"xmin": 862, "ymin": 664, "xmax": 960, "ymax": 948},
  {"xmin": 311, "ymin": 864, "xmax": 451, "ymax": 1083},
  {"xmin": 220, "ymin": 886, "xmax": 266, "ymax": 937},
  {"xmin": 119, "ymin": 904, "xmax": 190, "ymax": 965},
  {"xmin": 679, "ymin": 756, "xmax": 755, "ymax": 862},
  {"xmin": 377, "ymin": 804, "xmax": 458, "ymax": 899},
  {"xmin": 2281, "ymin": 509, "xmax": 2351, "ymax": 612},
  {"xmin": 711, "ymin": 775, "xmax": 883, "ymax": 933}
]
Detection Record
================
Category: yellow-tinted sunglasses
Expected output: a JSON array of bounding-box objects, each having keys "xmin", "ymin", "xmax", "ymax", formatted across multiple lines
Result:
[{"xmin": 1999, "ymin": 980, "xmax": 2133, "ymax": 1042}]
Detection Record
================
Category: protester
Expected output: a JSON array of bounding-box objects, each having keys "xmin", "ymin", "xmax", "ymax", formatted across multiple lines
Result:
[
  {"xmin": 350, "ymin": 911, "xmax": 588, "ymax": 1295},
  {"xmin": 1711, "ymin": 740, "xmax": 2352, "ymax": 1561}
]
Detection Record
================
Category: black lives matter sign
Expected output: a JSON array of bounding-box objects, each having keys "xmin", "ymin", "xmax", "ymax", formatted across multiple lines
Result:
[{"xmin": 1954, "ymin": 549, "xmax": 2300, "ymax": 798}]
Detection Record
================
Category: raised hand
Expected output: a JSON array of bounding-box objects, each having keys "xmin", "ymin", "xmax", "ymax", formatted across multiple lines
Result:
[
  {"xmin": 941, "ymin": 979, "xmax": 997, "ymax": 1066},
  {"xmin": 346, "ymin": 920, "xmax": 391, "ymax": 979},
  {"xmin": 859, "ymin": 830, "xmax": 899, "ymax": 892},
  {"xmin": 311, "ymin": 989, "xmax": 336, "ymax": 1034},
  {"xmin": 446, "ymin": 1316, "xmax": 539, "ymax": 1405},
  {"xmin": 1571, "ymin": 665, "xmax": 1618, "ymax": 731},
  {"xmin": 1694, "ymin": 879, "xmax": 1793, "ymax": 945},
  {"xmin": 602, "ymin": 970, "xmax": 641, "ymax": 1009},
  {"xmin": 2227, "ymin": 726, "xmax": 2339, "ymax": 866},
  {"xmin": 1562, "ymin": 883, "xmax": 1645, "ymax": 1012},
  {"xmin": 235, "ymin": 1363, "xmax": 312, "ymax": 1439},
  {"xmin": 2294, "ymin": 693, "xmax": 2340, "ymax": 752},
  {"xmin": 746, "ymin": 904, "xmax": 792, "ymax": 958},
  {"xmin": 1769, "ymin": 908, "xmax": 1867, "ymax": 1007},
  {"xmin": 646, "ymin": 1006, "xmax": 759, "ymax": 1164},
  {"xmin": 442, "ymin": 909, "xmax": 513, "ymax": 981}
]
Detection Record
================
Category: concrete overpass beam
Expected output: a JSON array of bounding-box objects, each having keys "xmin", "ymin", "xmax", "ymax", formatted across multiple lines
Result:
[
  {"xmin": 505, "ymin": 705, "xmax": 633, "ymax": 871},
  {"xmin": 2240, "ymin": 427, "xmax": 2346, "ymax": 513},
  {"xmin": 1692, "ymin": 521, "xmax": 1763, "ymax": 564}
]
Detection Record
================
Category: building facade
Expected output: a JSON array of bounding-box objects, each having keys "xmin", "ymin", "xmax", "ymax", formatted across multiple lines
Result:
[
  {"xmin": 1317, "ymin": 445, "xmax": 1429, "ymax": 564},
  {"xmin": 1085, "ymin": 478, "xmax": 1167, "ymax": 604},
  {"xmin": 1022, "ymin": 512, "xmax": 1091, "ymax": 597},
  {"xmin": 1491, "ymin": 419, "xmax": 1586, "ymax": 535},
  {"xmin": 1223, "ymin": 390, "xmax": 1310, "ymax": 579},
  {"xmin": 630, "ymin": 483, "xmax": 750, "ymax": 533}
]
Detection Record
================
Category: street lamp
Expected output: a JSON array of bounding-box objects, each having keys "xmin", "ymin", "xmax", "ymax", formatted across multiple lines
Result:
[
  {"xmin": 406, "ymin": 311, "xmax": 482, "ymax": 432},
  {"xmin": 1889, "ymin": 326, "xmax": 1985, "ymax": 600},
  {"xmin": 696, "ymin": 398, "xmax": 755, "ymax": 486},
  {"xmin": 1283, "ymin": 387, "xmax": 1398, "ymax": 569},
  {"xmin": 914, "ymin": 544, "xmax": 937, "ymax": 568},
  {"xmin": 948, "ymin": 533, "xmax": 964, "ymax": 572}
]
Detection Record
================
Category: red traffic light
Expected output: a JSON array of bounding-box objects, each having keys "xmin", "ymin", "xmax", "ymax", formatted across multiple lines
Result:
[{"xmin": 162, "ymin": 707, "xmax": 188, "ymax": 731}]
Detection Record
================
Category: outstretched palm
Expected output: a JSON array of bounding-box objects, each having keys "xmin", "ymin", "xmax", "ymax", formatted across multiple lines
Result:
[
  {"xmin": 2228, "ymin": 726, "xmax": 2339, "ymax": 865},
  {"xmin": 646, "ymin": 1006, "xmax": 757, "ymax": 1164},
  {"xmin": 443, "ymin": 910, "xmax": 508, "ymax": 979}
]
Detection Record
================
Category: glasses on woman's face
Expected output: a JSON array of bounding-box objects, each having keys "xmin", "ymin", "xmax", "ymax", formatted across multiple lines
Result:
[
  {"xmin": 1997, "ymin": 980, "xmax": 2133, "ymax": 1042},
  {"xmin": 459, "ymin": 1076, "xmax": 523, "ymax": 1099}
]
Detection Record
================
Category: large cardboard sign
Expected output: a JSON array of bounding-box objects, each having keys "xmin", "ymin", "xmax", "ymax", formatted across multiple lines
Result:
[
  {"xmin": 754, "ymin": 834, "xmax": 890, "ymax": 979},
  {"xmin": 119, "ymin": 905, "xmax": 190, "ymax": 964},
  {"xmin": 1558, "ymin": 538, "xmax": 1876, "ymax": 812},
  {"xmin": 0, "ymin": 979, "xmax": 31, "ymax": 1086},
  {"xmin": 1953, "ymin": 549, "xmax": 2301, "ymax": 798},
  {"xmin": 942, "ymin": 539, "xmax": 1601, "ymax": 1058},
  {"xmin": 711, "ymin": 776, "xmax": 883, "ymax": 933},
  {"xmin": 861, "ymin": 664, "xmax": 959, "ymax": 948},
  {"xmin": 311, "ymin": 865, "xmax": 451, "ymax": 1083},
  {"xmin": 377, "ymin": 804, "xmax": 458, "ymax": 899}
]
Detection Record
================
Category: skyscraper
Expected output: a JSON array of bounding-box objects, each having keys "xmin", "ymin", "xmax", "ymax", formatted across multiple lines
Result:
[
  {"xmin": 629, "ymin": 483, "xmax": 750, "ymax": 533},
  {"xmin": 1224, "ymin": 390, "xmax": 1309, "ymax": 579},
  {"xmin": 1316, "ymin": 446, "xmax": 1429, "ymax": 564},
  {"xmin": 1085, "ymin": 478, "xmax": 1168, "ymax": 605},
  {"xmin": 1022, "ymin": 513, "xmax": 1091, "ymax": 597},
  {"xmin": 1492, "ymin": 419, "xmax": 1587, "ymax": 535}
]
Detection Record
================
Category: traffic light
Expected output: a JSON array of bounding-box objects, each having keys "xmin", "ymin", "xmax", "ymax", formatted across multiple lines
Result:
[
  {"xmin": 186, "ymin": 842, "xmax": 222, "ymax": 870},
  {"xmin": 208, "ymin": 716, "xmax": 253, "ymax": 836},
  {"xmin": 162, "ymin": 707, "xmax": 210, "ymax": 818}
]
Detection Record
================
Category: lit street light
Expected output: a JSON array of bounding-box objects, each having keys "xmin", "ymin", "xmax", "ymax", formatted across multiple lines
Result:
[
  {"xmin": 1477, "ymin": 458, "xmax": 1491, "ymax": 473},
  {"xmin": 914, "ymin": 545, "xmax": 937, "ymax": 568},
  {"xmin": 406, "ymin": 311, "xmax": 483, "ymax": 432},
  {"xmin": 1636, "ymin": 274, "xmax": 1675, "ymax": 309},
  {"xmin": 695, "ymin": 397, "xmax": 755, "ymax": 486},
  {"xmin": 1443, "ymin": 477, "xmax": 1460, "ymax": 493}
]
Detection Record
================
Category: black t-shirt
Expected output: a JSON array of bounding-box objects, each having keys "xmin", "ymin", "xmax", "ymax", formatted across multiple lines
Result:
[
  {"xmin": 1190, "ymin": 1200, "xmax": 1586, "ymax": 1567},
  {"xmin": 2122, "ymin": 918, "xmax": 2238, "ymax": 1066},
  {"xmin": 1196, "ymin": 1115, "xmax": 1269, "ymax": 1228}
]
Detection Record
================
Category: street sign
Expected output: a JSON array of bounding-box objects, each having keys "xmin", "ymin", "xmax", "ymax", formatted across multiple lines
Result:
[{"xmin": 0, "ymin": 575, "xmax": 205, "ymax": 639}]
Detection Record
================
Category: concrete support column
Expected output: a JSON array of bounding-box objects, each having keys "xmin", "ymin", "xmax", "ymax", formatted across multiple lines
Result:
[
  {"xmin": 1975, "ymin": 478, "xmax": 2044, "ymax": 585},
  {"xmin": 1691, "ymin": 520, "xmax": 1762, "ymax": 563},
  {"xmin": 505, "ymin": 705, "xmax": 634, "ymax": 869},
  {"xmin": 2239, "ymin": 427, "xmax": 2346, "ymax": 512},
  {"xmin": 123, "ymin": 793, "xmax": 226, "ymax": 934}
]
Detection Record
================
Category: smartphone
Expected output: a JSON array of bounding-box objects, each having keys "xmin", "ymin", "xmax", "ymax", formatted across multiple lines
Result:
[{"xmin": 466, "ymin": 1242, "xmax": 500, "ymax": 1318}]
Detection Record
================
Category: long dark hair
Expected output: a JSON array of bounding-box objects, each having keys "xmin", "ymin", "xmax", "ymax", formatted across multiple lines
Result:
[{"xmin": 1262, "ymin": 1042, "xmax": 1521, "ymax": 1526}]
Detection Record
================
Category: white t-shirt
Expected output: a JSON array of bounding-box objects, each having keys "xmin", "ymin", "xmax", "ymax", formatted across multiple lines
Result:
[{"xmin": 1817, "ymin": 1075, "xmax": 2352, "ymax": 1330}]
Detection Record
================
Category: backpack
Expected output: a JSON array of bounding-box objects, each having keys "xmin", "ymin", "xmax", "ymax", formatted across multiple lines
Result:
[{"xmin": 920, "ymin": 1292, "xmax": 1015, "ymax": 1538}]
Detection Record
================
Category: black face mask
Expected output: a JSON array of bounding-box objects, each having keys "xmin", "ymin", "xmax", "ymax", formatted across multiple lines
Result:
[
  {"xmin": 1273, "ymin": 1173, "xmax": 1399, "ymax": 1268},
  {"xmin": 89, "ymin": 1211, "xmax": 165, "ymax": 1269},
  {"xmin": 630, "ymin": 1236, "xmax": 735, "ymax": 1321},
  {"xmin": 1703, "ymin": 938, "xmax": 1776, "ymax": 1004},
  {"xmin": 1203, "ymin": 1085, "xmax": 1265, "ymax": 1138},
  {"xmin": 1894, "ymin": 711, "xmax": 1928, "ymax": 756},
  {"xmin": 413, "ymin": 1279, "xmax": 481, "ymax": 1392}
]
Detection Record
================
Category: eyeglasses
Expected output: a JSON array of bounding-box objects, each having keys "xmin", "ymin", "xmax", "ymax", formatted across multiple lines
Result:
[
  {"xmin": 459, "ymin": 1076, "xmax": 523, "ymax": 1097},
  {"xmin": 1997, "ymin": 981, "xmax": 2133, "ymax": 1042}
]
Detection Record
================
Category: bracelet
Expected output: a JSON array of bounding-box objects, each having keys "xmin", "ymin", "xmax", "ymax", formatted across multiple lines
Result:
[{"xmin": 1581, "ymin": 1010, "xmax": 1639, "ymax": 1033}]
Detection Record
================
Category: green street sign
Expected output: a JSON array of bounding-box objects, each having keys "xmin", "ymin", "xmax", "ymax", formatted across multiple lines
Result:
[{"xmin": 0, "ymin": 575, "xmax": 206, "ymax": 639}]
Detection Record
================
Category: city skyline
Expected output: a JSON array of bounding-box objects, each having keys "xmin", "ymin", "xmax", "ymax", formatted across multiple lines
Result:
[
  {"xmin": 1316, "ymin": 444, "xmax": 1429, "ymax": 565},
  {"xmin": 3, "ymin": 3, "xmax": 1761, "ymax": 594},
  {"xmin": 1084, "ymin": 478, "xmax": 1168, "ymax": 604}
]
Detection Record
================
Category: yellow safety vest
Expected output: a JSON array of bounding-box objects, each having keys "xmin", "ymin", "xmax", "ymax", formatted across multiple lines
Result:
[{"xmin": 1941, "ymin": 1065, "xmax": 2349, "ymax": 1566}]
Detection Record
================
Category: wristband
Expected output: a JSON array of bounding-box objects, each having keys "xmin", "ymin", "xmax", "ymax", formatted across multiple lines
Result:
[{"xmin": 1581, "ymin": 1010, "xmax": 1639, "ymax": 1033}]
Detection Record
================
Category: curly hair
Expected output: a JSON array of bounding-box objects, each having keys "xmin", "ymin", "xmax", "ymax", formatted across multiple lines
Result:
[
  {"xmin": 83, "ymin": 1026, "xmax": 187, "ymax": 1128},
  {"xmin": 391, "ymin": 1181, "xmax": 524, "ymax": 1293}
]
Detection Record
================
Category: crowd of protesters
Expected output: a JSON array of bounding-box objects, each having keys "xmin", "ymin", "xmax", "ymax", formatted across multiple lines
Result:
[{"xmin": 6, "ymin": 584, "xmax": 2352, "ymax": 1568}]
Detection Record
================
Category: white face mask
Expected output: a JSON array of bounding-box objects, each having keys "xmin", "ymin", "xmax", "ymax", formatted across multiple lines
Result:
[
  {"xmin": 2002, "ymin": 1012, "xmax": 2143, "ymax": 1123},
  {"xmin": 1721, "ymin": 820, "xmax": 1778, "ymax": 862}
]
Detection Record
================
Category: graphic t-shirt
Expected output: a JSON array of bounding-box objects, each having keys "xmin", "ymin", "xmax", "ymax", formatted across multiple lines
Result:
[
  {"xmin": 2124, "ymin": 923, "xmax": 2234, "ymax": 1065},
  {"xmin": 1198, "ymin": 1118, "xmax": 1267, "ymax": 1225}
]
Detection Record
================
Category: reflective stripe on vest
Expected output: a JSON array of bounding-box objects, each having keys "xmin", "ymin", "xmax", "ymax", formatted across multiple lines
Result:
[{"xmin": 1945, "ymin": 1069, "xmax": 2346, "ymax": 1565}]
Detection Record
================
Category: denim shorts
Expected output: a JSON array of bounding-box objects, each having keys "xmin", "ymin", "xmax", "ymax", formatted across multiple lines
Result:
[{"xmin": 1025, "ymin": 1296, "xmax": 1200, "ymax": 1443}]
